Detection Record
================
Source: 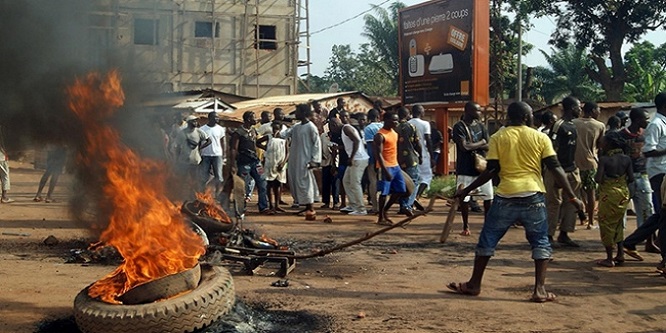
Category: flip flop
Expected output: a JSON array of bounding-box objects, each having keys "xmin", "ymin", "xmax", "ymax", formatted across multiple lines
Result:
[
  {"xmin": 376, "ymin": 220, "xmax": 393, "ymax": 226},
  {"xmin": 304, "ymin": 211, "xmax": 317, "ymax": 221},
  {"xmin": 460, "ymin": 229, "xmax": 471, "ymax": 236},
  {"xmin": 446, "ymin": 282, "xmax": 480, "ymax": 296},
  {"xmin": 259, "ymin": 209, "xmax": 275, "ymax": 215},
  {"xmin": 596, "ymin": 259, "xmax": 615, "ymax": 268},
  {"xmin": 33, "ymin": 197, "xmax": 43, "ymax": 202},
  {"xmin": 623, "ymin": 248, "xmax": 644, "ymax": 261},
  {"xmin": 274, "ymin": 207, "xmax": 286, "ymax": 213},
  {"xmin": 530, "ymin": 292, "xmax": 557, "ymax": 303}
]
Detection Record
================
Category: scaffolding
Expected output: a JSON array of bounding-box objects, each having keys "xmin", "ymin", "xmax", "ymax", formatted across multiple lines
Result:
[{"xmin": 87, "ymin": 0, "xmax": 309, "ymax": 97}]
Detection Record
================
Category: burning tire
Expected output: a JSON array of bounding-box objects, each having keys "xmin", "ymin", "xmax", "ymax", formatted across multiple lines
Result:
[{"xmin": 73, "ymin": 265, "xmax": 235, "ymax": 333}]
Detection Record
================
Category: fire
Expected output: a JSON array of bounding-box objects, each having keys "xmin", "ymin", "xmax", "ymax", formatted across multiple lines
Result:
[
  {"xmin": 259, "ymin": 234, "xmax": 279, "ymax": 247},
  {"xmin": 68, "ymin": 70, "xmax": 205, "ymax": 304},
  {"xmin": 195, "ymin": 189, "xmax": 232, "ymax": 223}
]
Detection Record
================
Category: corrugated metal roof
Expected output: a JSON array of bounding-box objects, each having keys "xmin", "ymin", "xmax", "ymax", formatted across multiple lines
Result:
[
  {"xmin": 224, "ymin": 91, "xmax": 375, "ymax": 122},
  {"xmin": 231, "ymin": 91, "xmax": 371, "ymax": 110}
]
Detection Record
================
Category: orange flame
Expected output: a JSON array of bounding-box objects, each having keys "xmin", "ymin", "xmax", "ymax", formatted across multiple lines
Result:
[
  {"xmin": 194, "ymin": 189, "xmax": 232, "ymax": 223},
  {"xmin": 69, "ymin": 70, "xmax": 205, "ymax": 304}
]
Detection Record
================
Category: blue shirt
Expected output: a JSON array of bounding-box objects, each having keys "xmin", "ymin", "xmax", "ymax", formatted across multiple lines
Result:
[{"xmin": 364, "ymin": 122, "xmax": 383, "ymax": 165}]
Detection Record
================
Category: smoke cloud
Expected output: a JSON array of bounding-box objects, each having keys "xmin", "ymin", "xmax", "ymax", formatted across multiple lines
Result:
[{"xmin": 0, "ymin": 1, "xmax": 175, "ymax": 229}]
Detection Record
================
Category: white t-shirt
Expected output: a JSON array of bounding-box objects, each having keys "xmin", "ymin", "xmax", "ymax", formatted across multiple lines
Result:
[{"xmin": 200, "ymin": 124, "xmax": 225, "ymax": 157}]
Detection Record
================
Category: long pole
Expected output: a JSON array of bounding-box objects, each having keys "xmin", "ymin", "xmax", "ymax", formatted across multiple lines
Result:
[
  {"xmin": 211, "ymin": 0, "xmax": 216, "ymax": 89},
  {"xmin": 517, "ymin": 22, "xmax": 522, "ymax": 102}
]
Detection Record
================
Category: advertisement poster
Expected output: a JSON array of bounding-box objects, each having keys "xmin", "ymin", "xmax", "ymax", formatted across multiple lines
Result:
[{"xmin": 399, "ymin": 0, "xmax": 475, "ymax": 105}]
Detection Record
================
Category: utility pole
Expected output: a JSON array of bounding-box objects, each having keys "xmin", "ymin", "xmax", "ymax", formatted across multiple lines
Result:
[{"xmin": 517, "ymin": 22, "xmax": 522, "ymax": 102}]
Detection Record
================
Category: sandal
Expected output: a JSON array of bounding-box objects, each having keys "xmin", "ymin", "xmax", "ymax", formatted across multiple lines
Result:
[
  {"xmin": 305, "ymin": 210, "xmax": 317, "ymax": 221},
  {"xmin": 33, "ymin": 197, "xmax": 43, "ymax": 202},
  {"xmin": 446, "ymin": 282, "xmax": 480, "ymax": 296},
  {"xmin": 274, "ymin": 206, "xmax": 286, "ymax": 213},
  {"xmin": 530, "ymin": 292, "xmax": 557, "ymax": 303},
  {"xmin": 376, "ymin": 220, "xmax": 393, "ymax": 226},
  {"xmin": 259, "ymin": 209, "xmax": 275, "ymax": 215},
  {"xmin": 623, "ymin": 248, "xmax": 644, "ymax": 261},
  {"xmin": 596, "ymin": 259, "xmax": 615, "ymax": 268},
  {"xmin": 460, "ymin": 229, "xmax": 471, "ymax": 236}
]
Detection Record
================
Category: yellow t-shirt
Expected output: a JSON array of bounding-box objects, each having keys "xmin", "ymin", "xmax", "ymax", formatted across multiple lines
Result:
[{"xmin": 487, "ymin": 125, "xmax": 556, "ymax": 196}]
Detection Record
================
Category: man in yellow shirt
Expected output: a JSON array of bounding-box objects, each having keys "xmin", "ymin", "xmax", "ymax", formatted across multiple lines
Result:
[{"xmin": 448, "ymin": 101, "xmax": 583, "ymax": 302}]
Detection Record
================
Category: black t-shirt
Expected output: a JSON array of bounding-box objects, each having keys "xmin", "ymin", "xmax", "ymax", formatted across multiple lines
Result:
[
  {"xmin": 328, "ymin": 107, "xmax": 343, "ymax": 120},
  {"xmin": 452, "ymin": 120, "xmax": 488, "ymax": 176},
  {"xmin": 549, "ymin": 120, "xmax": 577, "ymax": 172},
  {"xmin": 620, "ymin": 128, "xmax": 647, "ymax": 174},
  {"xmin": 431, "ymin": 128, "xmax": 444, "ymax": 152},
  {"xmin": 234, "ymin": 126, "xmax": 259, "ymax": 165}
]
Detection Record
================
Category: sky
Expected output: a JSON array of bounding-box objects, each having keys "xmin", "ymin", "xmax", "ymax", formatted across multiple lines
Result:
[{"xmin": 303, "ymin": 0, "xmax": 665, "ymax": 77}]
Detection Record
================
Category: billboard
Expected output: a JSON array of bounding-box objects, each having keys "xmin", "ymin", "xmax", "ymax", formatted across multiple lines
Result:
[{"xmin": 399, "ymin": 0, "xmax": 488, "ymax": 106}]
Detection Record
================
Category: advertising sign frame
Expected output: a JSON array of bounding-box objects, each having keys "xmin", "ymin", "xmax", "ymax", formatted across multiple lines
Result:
[{"xmin": 398, "ymin": 0, "xmax": 489, "ymax": 107}]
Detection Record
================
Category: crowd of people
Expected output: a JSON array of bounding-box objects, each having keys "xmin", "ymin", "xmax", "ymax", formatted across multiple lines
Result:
[
  {"xmin": 167, "ymin": 98, "xmax": 445, "ymax": 224},
  {"xmin": 166, "ymin": 95, "xmax": 666, "ymax": 283},
  {"xmin": 449, "ymin": 92, "xmax": 666, "ymax": 302},
  {"xmin": 3, "ymin": 92, "xmax": 662, "ymax": 303}
]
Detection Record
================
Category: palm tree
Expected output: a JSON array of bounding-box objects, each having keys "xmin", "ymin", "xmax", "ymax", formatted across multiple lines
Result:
[
  {"xmin": 623, "ymin": 41, "xmax": 666, "ymax": 102},
  {"xmin": 361, "ymin": 1, "xmax": 405, "ymax": 95},
  {"xmin": 533, "ymin": 46, "xmax": 604, "ymax": 104}
]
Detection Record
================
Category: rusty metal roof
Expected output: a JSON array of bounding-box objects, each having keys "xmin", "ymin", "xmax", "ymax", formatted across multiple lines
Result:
[{"xmin": 223, "ymin": 91, "xmax": 375, "ymax": 122}]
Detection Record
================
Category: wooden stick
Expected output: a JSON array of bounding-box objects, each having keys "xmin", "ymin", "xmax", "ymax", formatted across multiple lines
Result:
[
  {"xmin": 290, "ymin": 212, "xmax": 427, "ymax": 260},
  {"xmin": 439, "ymin": 198, "xmax": 459, "ymax": 243},
  {"xmin": 439, "ymin": 185, "xmax": 463, "ymax": 243}
]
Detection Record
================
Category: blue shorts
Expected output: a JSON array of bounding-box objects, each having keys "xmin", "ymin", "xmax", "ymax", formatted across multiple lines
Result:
[
  {"xmin": 377, "ymin": 166, "xmax": 406, "ymax": 196},
  {"xmin": 476, "ymin": 193, "xmax": 552, "ymax": 260}
]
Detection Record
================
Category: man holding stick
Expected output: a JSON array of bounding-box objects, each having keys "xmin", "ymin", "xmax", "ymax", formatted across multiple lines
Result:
[{"xmin": 448, "ymin": 102, "xmax": 583, "ymax": 302}]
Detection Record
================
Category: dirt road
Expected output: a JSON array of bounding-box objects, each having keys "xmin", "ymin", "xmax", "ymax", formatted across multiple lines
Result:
[{"xmin": 2, "ymin": 160, "xmax": 666, "ymax": 333}]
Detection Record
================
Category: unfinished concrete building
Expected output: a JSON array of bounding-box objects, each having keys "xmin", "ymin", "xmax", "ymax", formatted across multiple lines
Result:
[{"xmin": 87, "ymin": 0, "xmax": 306, "ymax": 98}]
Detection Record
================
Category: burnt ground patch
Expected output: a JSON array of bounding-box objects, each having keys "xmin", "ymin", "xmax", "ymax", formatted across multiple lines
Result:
[{"xmin": 36, "ymin": 300, "xmax": 332, "ymax": 333}]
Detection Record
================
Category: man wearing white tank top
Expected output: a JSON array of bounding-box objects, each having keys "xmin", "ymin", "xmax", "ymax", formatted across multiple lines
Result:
[
  {"xmin": 409, "ymin": 104, "xmax": 434, "ymax": 200},
  {"xmin": 340, "ymin": 111, "xmax": 370, "ymax": 215}
]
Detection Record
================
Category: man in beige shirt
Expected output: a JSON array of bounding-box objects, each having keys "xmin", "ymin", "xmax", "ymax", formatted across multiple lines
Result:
[{"xmin": 573, "ymin": 102, "xmax": 605, "ymax": 228}]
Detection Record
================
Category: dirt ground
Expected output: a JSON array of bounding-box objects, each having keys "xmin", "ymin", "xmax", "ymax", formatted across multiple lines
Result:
[{"xmin": 2, "ymin": 159, "xmax": 666, "ymax": 333}]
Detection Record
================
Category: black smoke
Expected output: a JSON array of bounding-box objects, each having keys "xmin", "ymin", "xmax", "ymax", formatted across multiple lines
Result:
[{"xmin": 0, "ymin": 1, "xmax": 175, "ymax": 229}]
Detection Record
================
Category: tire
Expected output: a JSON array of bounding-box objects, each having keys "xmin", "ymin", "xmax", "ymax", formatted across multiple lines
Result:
[
  {"xmin": 74, "ymin": 265, "xmax": 235, "ymax": 333},
  {"xmin": 119, "ymin": 264, "xmax": 202, "ymax": 305},
  {"xmin": 181, "ymin": 201, "xmax": 234, "ymax": 234}
]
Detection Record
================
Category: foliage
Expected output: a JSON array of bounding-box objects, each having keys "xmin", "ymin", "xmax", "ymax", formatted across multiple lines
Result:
[
  {"xmin": 623, "ymin": 41, "xmax": 666, "ymax": 102},
  {"xmin": 361, "ymin": 1, "xmax": 405, "ymax": 94},
  {"xmin": 425, "ymin": 175, "xmax": 457, "ymax": 199},
  {"xmin": 324, "ymin": 44, "xmax": 359, "ymax": 92},
  {"xmin": 307, "ymin": 1, "xmax": 404, "ymax": 96},
  {"xmin": 531, "ymin": 46, "xmax": 605, "ymax": 104},
  {"xmin": 320, "ymin": 44, "xmax": 394, "ymax": 96},
  {"xmin": 489, "ymin": 0, "xmax": 533, "ymax": 101},
  {"xmin": 298, "ymin": 74, "xmax": 330, "ymax": 93},
  {"xmin": 524, "ymin": 0, "xmax": 666, "ymax": 101}
]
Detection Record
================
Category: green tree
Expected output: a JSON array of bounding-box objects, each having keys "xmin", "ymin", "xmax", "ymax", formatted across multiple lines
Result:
[
  {"xmin": 489, "ymin": 0, "xmax": 533, "ymax": 102},
  {"xmin": 623, "ymin": 41, "xmax": 666, "ymax": 102},
  {"xmin": 324, "ymin": 44, "xmax": 359, "ymax": 92},
  {"xmin": 298, "ymin": 74, "xmax": 330, "ymax": 94},
  {"xmin": 532, "ymin": 46, "xmax": 604, "ymax": 104},
  {"xmin": 360, "ymin": 1, "xmax": 405, "ymax": 95},
  {"xmin": 321, "ymin": 44, "xmax": 394, "ymax": 96},
  {"xmin": 525, "ymin": 0, "xmax": 666, "ymax": 101}
]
